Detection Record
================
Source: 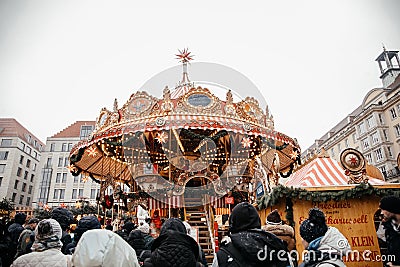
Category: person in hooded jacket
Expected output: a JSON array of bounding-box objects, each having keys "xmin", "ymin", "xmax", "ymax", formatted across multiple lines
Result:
[
  {"xmin": 0, "ymin": 218, "xmax": 14, "ymax": 267},
  {"xmin": 128, "ymin": 229, "xmax": 147, "ymax": 259},
  {"xmin": 72, "ymin": 229, "xmax": 140, "ymax": 267},
  {"xmin": 15, "ymin": 218, "xmax": 39, "ymax": 259},
  {"xmin": 143, "ymin": 218, "xmax": 204, "ymax": 267},
  {"xmin": 116, "ymin": 221, "xmax": 137, "ymax": 241},
  {"xmin": 65, "ymin": 215, "xmax": 101, "ymax": 254},
  {"xmin": 51, "ymin": 208, "xmax": 73, "ymax": 255},
  {"xmin": 138, "ymin": 222, "xmax": 154, "ymax": 250},
  {"xmin": 7, "ymin": 213, "xmax": 27, "ymax": 260},
  {"xmin": 11, "ymin": 219, "xmax": 71, "ymax": 267},
  {"xmin": 213, "ymin": 202, "xmax": 291, "ymax": 267},
  {"xmin": 262, "ymin": 209, "xmax": 296, "ymax": 252},
  {"xmin": 299, "ymin": 208, "xmax": 351, "ymax": 267}
]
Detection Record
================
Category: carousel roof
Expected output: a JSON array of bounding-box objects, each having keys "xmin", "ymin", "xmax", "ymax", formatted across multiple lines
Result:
[{"xmin": 69, "ymin": 52, "xmax": 301, "ymax": 186}]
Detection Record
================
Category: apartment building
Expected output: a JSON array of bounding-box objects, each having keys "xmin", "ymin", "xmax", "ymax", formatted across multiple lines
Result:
[
  {"xmin": 0, "ymin": 118, "xmax": 44, "ymax": 207},
  {"xmin": 33, "ymin": 121, "xmax": 100, "ymax": 208},
  {"xmin": 303, "ymin": 47, "xmax": 400, "ymax": 182}
]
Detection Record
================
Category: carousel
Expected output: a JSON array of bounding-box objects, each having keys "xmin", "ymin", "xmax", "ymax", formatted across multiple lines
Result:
[{"xmin": 68, "ymin": 49, "xmax": 301, "ymax": 219}]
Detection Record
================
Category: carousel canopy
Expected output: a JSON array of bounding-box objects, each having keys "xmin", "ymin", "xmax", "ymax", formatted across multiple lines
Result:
[{"xmin": 68, "ymin": 51, "xmax": 301, "ymax": 197}]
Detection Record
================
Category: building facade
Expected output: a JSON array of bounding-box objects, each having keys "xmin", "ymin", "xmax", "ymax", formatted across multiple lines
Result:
[
  {"xmin": 33, "ymin": 121, "xmax": 100, "ymax": 208},
  {"xmin": 0, "ymin": 118, "xmax": 44, "ymax": 207},
  {"xmin": 303, "ymin": 48, "xmax": 400, "ymax": 182}
]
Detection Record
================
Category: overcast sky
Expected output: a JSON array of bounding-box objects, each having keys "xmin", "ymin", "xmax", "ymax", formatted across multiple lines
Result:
[{"xmin": 1, "ymin": 0, "xmax": 400, "ymax": 150}]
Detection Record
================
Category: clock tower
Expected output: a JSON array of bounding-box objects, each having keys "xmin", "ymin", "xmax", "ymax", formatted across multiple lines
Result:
[{"xmin": 375, "ymin": 45, "xmax": 400, "ymax": 88}]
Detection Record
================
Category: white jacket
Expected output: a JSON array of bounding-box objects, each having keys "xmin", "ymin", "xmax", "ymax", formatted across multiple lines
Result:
[
  {"xmin": 72, "ymin": 229, "xmax": 140, "ymax": 267},
  {"xmin": 11, "ymin": 248, "xmax": 71, "ymax": 267}
]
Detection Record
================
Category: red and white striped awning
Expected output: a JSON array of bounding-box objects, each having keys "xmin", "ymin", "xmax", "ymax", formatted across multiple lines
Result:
[
  {"xmin": 209, "ymin": 196, "xmax": 228, "ymax": 208},
  {"xmin": 285, "ymin": 157, "xmax": 387, "ymax": 187},
  {"xmin": 148, "ymin": 196, "xmax": 183, "ymax": 209}
]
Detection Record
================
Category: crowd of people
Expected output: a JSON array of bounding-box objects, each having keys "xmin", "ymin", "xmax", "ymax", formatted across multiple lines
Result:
[{"xmin": 0, "ymin": 195, "xmax": 398, "ymax": 267}]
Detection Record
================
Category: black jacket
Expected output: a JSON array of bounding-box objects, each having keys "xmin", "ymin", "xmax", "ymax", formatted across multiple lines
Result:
[
  {"xmin": 383, "ymin": 220, "xmax": 400, "ymax": 265},
  {"xmin": 143, "ymin": 230, "xmax": 203, "ymax": 267},
  {"xmin": 216, "ymin": 229, "xmax": 291, "ymax": 267}
]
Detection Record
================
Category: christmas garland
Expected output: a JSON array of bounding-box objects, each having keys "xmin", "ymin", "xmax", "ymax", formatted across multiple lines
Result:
[
  {"xmin": 257, "ymin": 183, "xmax": 400, "ymax": 210},
  {"xmin": 0, "ymin": 197, "xmax": 14, "ymax": 211}
]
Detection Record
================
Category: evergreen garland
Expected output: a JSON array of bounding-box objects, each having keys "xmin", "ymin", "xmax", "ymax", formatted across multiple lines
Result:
[
  {"xmin": 257, "ymin": 183, "xmax": 400, "ymax": 210},
  {"xmin": 0, "ymin": 198, "xmax": 14, "ymax": 211}
]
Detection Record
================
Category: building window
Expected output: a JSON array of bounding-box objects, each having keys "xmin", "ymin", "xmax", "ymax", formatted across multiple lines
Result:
[
  {"xmin": 375, "ymin": 148, "xmax": 383, "ymax": 162},
  {"xmin": 33, "ymin": 140, "xmax": 37, "ymax": 148},
  {"xmin": 28, "ymin": 185, "xmax": 32, "ymax": 194},
  {"xmin": 344, "ymin": 139, "xmax": 349, "ymax": 148},
  {"xmin": 17, "ymin": 167, "xmax": 22, "ymax": 177},
  {"xmin": 68, "ymin": 143, "xmax": 73, "ymax": 151},
  {"xmin": 30, "ymin": 174, "xmax": 34, "ymax": 182},
  {"xmin": 62, "ymin": 143, "xmax": 67, "ymax": 152},
  {"xmin": 14, "ymin": 180, "xmax": 19, "ymax": 189},
  {"xmin": 352, "ymin": 133, "xmax": 357, "ymax": 143},
  {"xmin": 383, "ymin": 129, "xmax": 388, "ymax": 141},
  {"xmin": 0, "ymin": 164, "xmax": 5, "ymax": 173},
  {"xmin": 20, "ymin": 142, "xmax": 25, "ymax": 150},
  {"xmin": 22, "ymin": 183, "xmax": 26, "ymax": 192},
  {"xmin": 26, "ymin": 146, "xmax": 31, "ymax": 155},
  {"xmin": 62, "ymin": 173, "xmax": 67, "ymax": 183},
  {"xmin": 337, "ymin": 143, "xmax": 341, "ymax": 153},
  {"xmin": 58, "ymin": 157, "xmax": 63, "ymax": 167},
  {"xmin": 26, "ymin": 197, "xmax": 31, "ymax": 206},
  {"xmin": 60, "ymin": 189, "xmax": 65, "ymax": 200},
  {"xmin": 362, "ymin": 138, "xmax": 369, "ymax": 150},
  {"xmin": 80, "ymin": 125, "xmax": 94, "ymax": 140},
  {"xmin": 72, "ymin": 189, "xmax": 77, "ymax": 199},
  {"xmin": 0, "ymin": 139, "xmax": 12, "ymax": 147},
  {"xmin": 390, "ymin": 108, "xmax": 398, "ymax": 119},
  {"xmin": 11, "ymin": 193, "xmax": 16, "ymax": 202},
  {"xmin": 91, "ymin": 189, "xmax": 96, "ymax": 199},
  {"xmin": 358, "ymin": 122, "xmax": 366, "ymax": 134},
  {"xmin": 371, "ymin": 132, "xmax": 380, "ymax": 145},
  {"xmin": 365, "ymin": 154, "xmax": 373, "ymax": 164},
  {"xmin": 50, "ymin": 143, "xmax": 55, "ymax": 152},
  {"xmin": 74, "ymin": 175, "xmax": 79, "ymax": 183},
  {"xmin": 64, "ymin": 157, "xmax": 69, "ymax": 167},
  {"xmin": 78, "ymin": 189, "xmax": 83, "ymax": 198},
  {"xmin": 56, "ymin": 173, "xmax": 61, "ymax": 183},
  {"xmin": 395, "ymin": 124, "xmax": 400, "ymax": 137},
  {"xmin": 0, "ymin": 151, "xmax": 9, "ymax": 160},
  {"xmin": 387, "ymin": 146, "xmax": 393, "ymax": 158},
  {"xmin": 26, "ymin": 159, "xmax": 31, "ymax": 168},
  {"xmin": 19, "ymin": 195, "xmax": 24, "ymax": 205},
  {"xmin": 0, "ymin": 177, "xmax": 2, "ymax": 186},
  {"xmin": 27, "ymin": 135, "xmax": 31, "ymax": 143},
  {"xmin": 367, "ymin": 116, "xmax": 376, "ymax": 129},
  {"xmin": 24, "ymin": 171, "xmax": 28, "ymax": 180},
  {"xmin": 53, "ymin": 189, "xmax": 59, "ymax": 199},
  {"xmin": 379, "ymin": 165, "xmax": 387, "ymax": 175},
  {"xmin": 330, "ymin": 148, "xmax": 335, "ymax": 157},
  {"xmin": 33, "ymin": 151, "xmax": 38, "ymax": 159},
  {"xmin": 32, "ymin": 163, "xmax": 36, "ymax": 171},
  {"xmin": 378, "ymin": 114, "xmax": 385, "ymax": 125},
  {"xmin": 45, "ymin": 158, "xmax": 52, "ymax": 168},
  {"xmin": 19, "ymin": 155, "xmax": 24, "ymax": 164}
]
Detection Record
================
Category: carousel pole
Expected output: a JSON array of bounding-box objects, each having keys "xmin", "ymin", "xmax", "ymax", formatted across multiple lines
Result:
[{"xmin": 168, "ymin": 128, "xmax": 172, "ymax": 218}]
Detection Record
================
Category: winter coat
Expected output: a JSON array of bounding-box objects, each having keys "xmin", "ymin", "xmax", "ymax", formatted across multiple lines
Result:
[
  {"xmin": 72, "ymin": 229, "xmax": 140, "ymax": 267},
  {"xmin": 300, "ymin": 227, "xmax": 351, "ymax": 267},
  {"xmin": 8, "ymin": 223, "xmax": 24, "ymax": 247},
  {"xmin": 263, "ymin": 224, "xmax": 296, "ymax": 251},
  {"xmin": 214, "ymin": 229, "xmax": 290, "ymax": 267},
  {"xmin": 15, "ymin": 226, "xmax": 35, "ymax": 258},
  {"xmin": 143, "ymin": 230, "xmax": 202, "ymax": 267},
  {"xmin": 10, "ymin": 248, "xmax": 71, "ymax": 267},
  {"xmin": 143, "ymin": 234, "xmax": 154, "ymax": 250},
  {"xmin": 60, "ymin": 231, "xmax": 72, "ymax": 255},
  {"xmin": 128, "ymin": 230, "xmax": 146, "ymax": 256},
  {"xmin": 382, "ymin": 220, "xmax": 400, "ymax": 265}
]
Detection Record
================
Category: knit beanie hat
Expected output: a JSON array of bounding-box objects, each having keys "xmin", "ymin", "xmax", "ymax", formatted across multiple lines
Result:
[
  {"xmin": 300, "ymin": 208, "xmax": 328, "ymax": 243},
  {"xmin": 379, "ymin": 195, "xmax": 400, "ymax": 214},
  {"xmin": 15, "ymin": 212, "xmax": 27, "ymax": 224},
  {"xmin": 51, "ymin": 207, "xmax": 73, "ymax": 231},
  {"xmin": 138, "ymin": 222, "xmax": 150, "ymax": 234},
  {"xmin": 122, "ymin": 221, "xmax": 137, "ymax": 234},
  {"xmin": 32, "ymin": 219, "xmax": 63, "ymax": 251},
  {"xmin": 229, "ymin": 202, "xmax": 261, "ymax": 234},
  {"xmin": 266, "ymin": 209, "xmax": 282, "ymax": 225},
  {"xmin": 75, "ymin": 215, "xmax": 101, "ymax": 242}
]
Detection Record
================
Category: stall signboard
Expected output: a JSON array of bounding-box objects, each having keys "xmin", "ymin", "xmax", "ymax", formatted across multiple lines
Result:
[
  {"xmin": 256, "ymin": 181, "xmax": 264, "ymax": 198},
  {"xmin": 293, "ymin": 196, "xmax": 383, "ymax": 267},
  {"xmin": 225, "ymin": 196, "xmax": 234, "ymax": 205}
]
